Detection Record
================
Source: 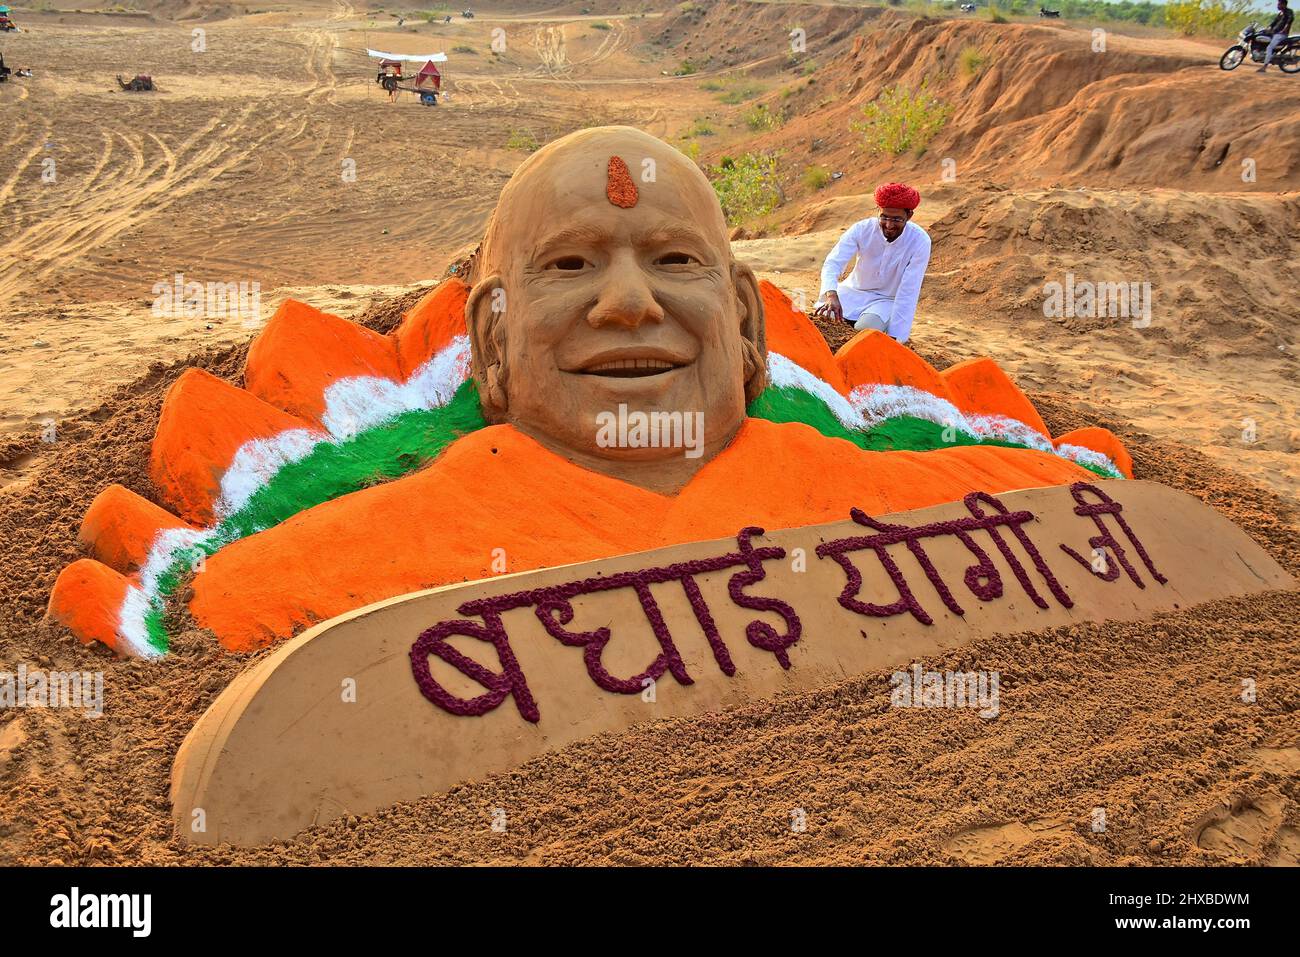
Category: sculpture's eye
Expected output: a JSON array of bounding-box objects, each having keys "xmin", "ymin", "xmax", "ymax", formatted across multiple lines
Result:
[
  {"xmin": 655, "ymin": 251, "xmax": 698, "ymax": 266},
  {"xmin": 545, "ymin": 255, "xmax": 590, "ymax": 271}
]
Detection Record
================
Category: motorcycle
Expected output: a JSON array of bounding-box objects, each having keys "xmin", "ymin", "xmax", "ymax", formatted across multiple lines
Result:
[{"xmin": 1220, "ymin": 21, "xmax": 1300, "ymax": 72}]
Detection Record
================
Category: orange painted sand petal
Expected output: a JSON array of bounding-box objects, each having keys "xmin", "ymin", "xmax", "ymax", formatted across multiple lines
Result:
[
  {"xmin": 47, "ymin": 559, "xmax": 132, "ymax": 653},
  {"xmin": 835, "ymin": 329, "xmax": 955, "ymax": 402},
  {"xmin": 942, "ymin": 357, "xmax": 1050, "ymax": 438},
  {"xmin": 393, "ymin": 279, "xmax": 470, "ymax": 379},
  {"xmin": 80, "ymin": 484, "xmax": 195, "ymax": 574},
  {"xmin": 244, "ymin": 299, "xmax": 402, "ymax": 423},
  {"xmin": 150, "ymin": 368, "xmax": 319, "ymax": 526},
  {"xmin": 759, "ymin": 281, "xmax": 847, "ymax": 394},
  {"xmin": 1055, "ymin": 426, "xmax": 1134, "ymax": 479}
]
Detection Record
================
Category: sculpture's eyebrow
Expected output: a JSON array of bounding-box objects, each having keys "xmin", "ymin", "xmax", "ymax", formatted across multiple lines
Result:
[
  {"xmin": 532, "ymin": 224, "xmax": 611, "ymax": 257},
  {"xmin": 634, "ymin": 222, "xmax": 713, "ymax": 251},
  {"xmin": 530, "ymin": 221, "xmax": 717, "ymax": 261}
]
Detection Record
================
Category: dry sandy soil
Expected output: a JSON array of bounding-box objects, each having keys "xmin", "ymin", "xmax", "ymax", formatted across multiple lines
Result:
[{"xmin": 0, "ymin": 0, "xmax": 1297, "ymax": 865}]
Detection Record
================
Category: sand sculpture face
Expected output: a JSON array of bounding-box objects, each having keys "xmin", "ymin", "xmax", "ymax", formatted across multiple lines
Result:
[{"xmin": 467, "ymin": 127, "xmax": 765, "ymax": 493}]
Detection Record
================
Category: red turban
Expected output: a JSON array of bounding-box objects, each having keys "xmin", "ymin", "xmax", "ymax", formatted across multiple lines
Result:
[{"xmin": 874, "ymin": 182, "xmax": 920, "ymax": 211}]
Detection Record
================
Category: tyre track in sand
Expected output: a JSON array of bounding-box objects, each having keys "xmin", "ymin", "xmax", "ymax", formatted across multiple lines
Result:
[{"xmin": 0, "ymin": 25, "xmax": 350, "ymax": 309}]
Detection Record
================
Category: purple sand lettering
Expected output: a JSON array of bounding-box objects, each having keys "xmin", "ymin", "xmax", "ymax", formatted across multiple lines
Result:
[
  {"xmin": 533, "ymin": 597, "xmax": 678, "ymax": 694},
  {"xmin": 818, "ymin": 512, "xmax": 937, "ymax": 624},
  {"xmin": 410, "ymin": 611, "xmax": 541, "ymax": 722},
  {"xmin": 728, "ymin": 526, "xmax": 802, "ymax": 669},
  {"xmin": 411, "ymin": 528, "xmax": 796, "ymax": 719},
  {"xmin": 1059, "ymin": 482, "xmax": 1168, "ymax": 588},
  {"xmin": 963, "ymin": 491, "xmax": 1073, "ymax": 609},
  {"xmin": 816, "ymin": 491, "xmax": 1073, "ymax": 625},
  {"xmin": 679, "ymin": 574, "xmax": 737, "ymax": 676}
]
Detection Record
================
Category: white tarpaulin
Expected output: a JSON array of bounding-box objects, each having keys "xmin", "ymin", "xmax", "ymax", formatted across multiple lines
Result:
[{"xmin": 366, "ymin": 50, "xmax": 448, "ymax": 62}]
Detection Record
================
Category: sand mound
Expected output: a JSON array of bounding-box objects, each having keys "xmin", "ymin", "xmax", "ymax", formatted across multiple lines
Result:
[
  {"xmin": 651, "ymin": 0, "xmax": 880, "ymax": 71},
  {"xmin": 741, "ymin": 12, "xmax": 1300, "ymax": 199},
  {"xmin": 927, "ymin": 187, "xmax": 1300, "ymax": 353}
]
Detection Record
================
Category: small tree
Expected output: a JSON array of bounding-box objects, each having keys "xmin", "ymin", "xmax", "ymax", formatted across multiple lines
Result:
[
  {"xmin": 709, "ymin": 153, "xmax": 783, "ymax": 223},
  {"xmin": 1163, "ymin": 0, "xmax": 1253, "ymax": 37},
  {"xmin": 851, "ymin": 83, "xmax": 952, "ymax": 157}
]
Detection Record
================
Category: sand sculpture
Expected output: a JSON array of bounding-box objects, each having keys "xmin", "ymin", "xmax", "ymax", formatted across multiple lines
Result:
[{"xmin": 46, "ymin": 126, "xmax": 1142, "ymax": 658}]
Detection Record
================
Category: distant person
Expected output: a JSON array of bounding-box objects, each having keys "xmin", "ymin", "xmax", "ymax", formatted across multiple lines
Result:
[
  {"xmin": 813, "ymin": 182, "xmax": 931, "ymax": 343},
  {"xmin": 1259, "ymin": 0, "xmax": 1294, "ymax": 72}
]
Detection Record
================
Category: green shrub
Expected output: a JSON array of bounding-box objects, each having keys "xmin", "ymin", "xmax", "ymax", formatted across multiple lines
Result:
[
  {"xmin": 506, "ymin": 129, "xmax": 540, "ymax": 152},
  {"xmin": 674, "ymin": 59, "xmax": 700, "ymax": 76},
  {"xmin": 709, "ymin": 153, "xmax": 783, "ymax": 223},
  {"xmin": 453, "ymin": 45, "xmax": 476, "ymax": 54},
  {"xmin": 591, "ymin": 21, "xmax": 612, "ymax": 30},
  {"xmin": 986, "ymin": 5, "xmax": 1008, "ymax": 22},
  {"xmin": 717, "ymin": 82, "xmax": 764, "ymax": 104},
  {"xmin": 685, "ymin": 117, "xmax": 715, "ymax": 137},
  {"xmin": 744, "ymin": 103, "xmax": 782, "ymax": 131},
  {"xmin": 851, "ymin": 82, "xmax": 952, "ymax": 156},
  {"xmin": 802, "ymin": 165, "xmax": 831, "ymax": 191},
  {"xmin": 959, "ymin": 45, "xmax": 989, "ymax": 78}
]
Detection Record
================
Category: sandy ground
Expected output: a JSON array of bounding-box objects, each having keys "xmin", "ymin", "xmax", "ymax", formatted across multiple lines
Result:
[{"xmin": 0, "ymin": 1, "xmax": 1297, "ymax": 865}]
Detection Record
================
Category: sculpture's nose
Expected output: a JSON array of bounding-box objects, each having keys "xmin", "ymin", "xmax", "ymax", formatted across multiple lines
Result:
[{"xmin": 587, "ymin": 250, "xmax": 665, "ymax": 329}]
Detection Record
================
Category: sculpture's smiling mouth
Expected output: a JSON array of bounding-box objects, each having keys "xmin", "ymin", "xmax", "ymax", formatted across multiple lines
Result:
[{"xmin": 570, "ymin": 349, "xmax": 693, "ymax": 379}]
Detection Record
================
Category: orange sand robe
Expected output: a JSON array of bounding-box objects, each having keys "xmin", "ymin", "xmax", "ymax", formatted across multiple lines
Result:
[{"xmin": 193, "ymin": 417, "xmax": 1093, "ymax": 651}]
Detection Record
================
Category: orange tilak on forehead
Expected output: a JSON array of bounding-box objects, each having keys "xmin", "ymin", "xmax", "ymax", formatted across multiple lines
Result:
[{"xmin": 606, "ymin": 156, "xmax": 638, "ymax": 208}]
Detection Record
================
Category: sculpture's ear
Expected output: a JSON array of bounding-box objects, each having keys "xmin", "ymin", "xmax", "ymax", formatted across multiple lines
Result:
[
  {"xmin": 466, "ymin": 274, "xmax": 509, "ymax": 422},
  {"xmin": 731, "ymin": 260, "xmax": 768, "ymax": 405}
]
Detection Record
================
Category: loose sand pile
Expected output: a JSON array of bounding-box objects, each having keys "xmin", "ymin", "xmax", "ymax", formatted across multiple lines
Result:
[{"xmin": 0, "ymin": 289, "xmax": 1296, "ymax": 866}]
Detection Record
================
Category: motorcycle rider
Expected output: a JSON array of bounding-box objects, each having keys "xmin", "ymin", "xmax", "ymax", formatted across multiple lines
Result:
[{"xmin": 1259, "ymin": 0, "xmax": 1294, "ymax": 72}]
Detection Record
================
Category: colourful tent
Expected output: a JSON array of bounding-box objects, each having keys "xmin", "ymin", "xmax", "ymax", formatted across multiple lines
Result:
[{"xmin": 414, "ymin": 59, "xmax": 441, "ymax": 89}]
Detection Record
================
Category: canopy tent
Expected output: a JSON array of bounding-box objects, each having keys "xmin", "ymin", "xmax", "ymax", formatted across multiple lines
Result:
[
  {"xmin": 365, "ymin": 49, "xmax": 448, "ymax": 63},
  {"xmin": 414, "ymin": 60, "xmax": 441, "ymax": 89}
]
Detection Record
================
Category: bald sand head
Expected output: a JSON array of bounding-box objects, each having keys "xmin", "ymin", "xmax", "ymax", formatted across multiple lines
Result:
[
  {"xmin": 465, "ymin": 126, "xmax": 764, "ymax": 496},
  {"xmin": 477, "ymin": 126, "xmax": 732, "ymax": 282}
]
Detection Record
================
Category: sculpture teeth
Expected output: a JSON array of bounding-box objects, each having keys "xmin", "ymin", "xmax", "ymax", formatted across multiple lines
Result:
[{"xmin": 586, "ymin": 358, "xmax": 676, "ymax": 374}]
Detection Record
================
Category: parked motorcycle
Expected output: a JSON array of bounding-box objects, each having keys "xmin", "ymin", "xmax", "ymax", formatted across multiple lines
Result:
[{"xmin": 1220, "ymin": 22, "xmax": 1300, "ymax": 72}]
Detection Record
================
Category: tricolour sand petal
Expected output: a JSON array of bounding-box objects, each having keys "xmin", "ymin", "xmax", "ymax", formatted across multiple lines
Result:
[
  {"xmin": 759, "ymin": 282, "xmax": 848, "ymax": 395},
  {"xmin": 835, "ymin": 328, "xmax": 956, "ymax": 402},
  {"xmin": 244, "ymin": 299, "xmax": 403, "ymax": 424},
  {"xmin": 1054, "ymin": 426, "xmax": 1134, "ymax": 479},
  {"xmin": 393, "ymin": 279, "xmax": 470, "ymax": 380},
  {"xmin": 79, "ymin": 484, "xmax": 196, "ymax": 574},
  {"xmin": 941, "ymin": 356, "xmax": 1051, "ymax": 439},
  {"xmin": 150, "ymin": 368, "xmax": 325, "ymax": 526}
]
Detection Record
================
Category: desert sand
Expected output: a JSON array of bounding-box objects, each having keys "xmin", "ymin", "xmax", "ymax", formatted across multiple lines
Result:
[{"xmin": 0, "ymin": 0, "xmax": 1297, "ymax": 865}]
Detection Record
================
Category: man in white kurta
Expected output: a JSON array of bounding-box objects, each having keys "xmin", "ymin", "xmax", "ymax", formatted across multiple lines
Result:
[{"xmin": 815, "ymin": 182, "xmax": 931, "ymax": 343}]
